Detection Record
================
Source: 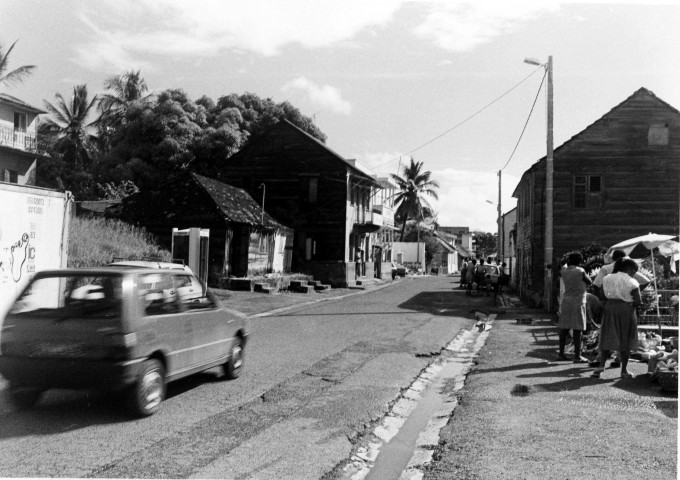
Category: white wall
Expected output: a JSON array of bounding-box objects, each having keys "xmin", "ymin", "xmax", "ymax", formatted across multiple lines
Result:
[
  {"xmin": 392, "ymin": 242, "xmax": 426, "ymax": 266},
  {"xmin": 0, "ymin": 184, "xmax": 72, "ymax": 318}
]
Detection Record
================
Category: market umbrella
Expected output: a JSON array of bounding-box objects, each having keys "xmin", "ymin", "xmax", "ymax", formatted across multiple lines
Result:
[{"xmin": 606, "ymin": 233, "xmax": 679, "ymax": 335}]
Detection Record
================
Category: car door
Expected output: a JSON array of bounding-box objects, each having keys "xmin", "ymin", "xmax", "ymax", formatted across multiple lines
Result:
[
  {"xmin": 173, "ymin": 273, "xmax": 231, "ymax": 367},
  {"xmin": 138, "ymin": 273, "xmax": 195, "ymax": 376}
]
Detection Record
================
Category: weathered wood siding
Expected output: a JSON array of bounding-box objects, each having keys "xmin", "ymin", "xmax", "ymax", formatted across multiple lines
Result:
[
  {"xmin": 513, "ymin": 88, "xmax": 680, "ymax": 307},
  {"xmin": 552, "ymin": 90, "xmax": 680, "ymax": 257},
  {"xmin": 218, "ymin": 121, "xmax": 353, "ymax": 267}
]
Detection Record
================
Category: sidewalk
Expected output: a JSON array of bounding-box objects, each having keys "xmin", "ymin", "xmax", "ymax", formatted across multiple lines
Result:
[{"xmin": 425, "ymin": 292, "xmax": 678, "ymax": 480}]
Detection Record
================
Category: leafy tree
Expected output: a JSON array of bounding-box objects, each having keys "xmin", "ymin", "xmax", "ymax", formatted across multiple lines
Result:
[
  {"xmin": 473, "ymin": 231, "xmax": 497, "ymax": 259},
  {"xmin": 42, "ymin": 84, "xmax": 99, "ymax": 169},
  {"xmin": 0, "ymin": 39, "xmax": 35, "ymax": 88},
  {"xmin": 38, "ymin": 85, "xmax": 99, "ymax": 198},
  {"xmin": 391, "ymin": 158, "xmax": 439, "ymax": 240},
  {"xmin": 97, "ymin": 70, "xmax": 154, "ymax": 151},
  {"xmin": 401, "ymin": 221, "xmax": 443, "ymax": 267}
]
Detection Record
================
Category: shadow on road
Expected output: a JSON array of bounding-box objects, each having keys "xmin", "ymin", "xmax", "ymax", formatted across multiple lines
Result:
[
  {"xmin": 397, "ymin": 289, "xmax": 497, "ymax": 317},
  {"xmin": 0, "ymin": 371, "xmax": 223, "ymax": 439}
]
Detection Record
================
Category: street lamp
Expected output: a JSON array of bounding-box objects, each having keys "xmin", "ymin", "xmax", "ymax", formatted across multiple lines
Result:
[{"xmin": 524, "ymin": 55, "xmax": 554, "ymax": 311}]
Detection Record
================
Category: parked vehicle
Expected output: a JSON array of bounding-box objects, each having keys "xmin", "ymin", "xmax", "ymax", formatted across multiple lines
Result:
[
  {"xmin": 483, "ymin": 264, "xmax": 500, "ymax": 285},
  {"xmin": 0, "ymin": 267, "xmax": 248, "ymax": 417}
]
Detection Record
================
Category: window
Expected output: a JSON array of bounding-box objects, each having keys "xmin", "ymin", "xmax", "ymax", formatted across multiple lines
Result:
[
  {"xmin": 14, "ymin": 112, "xmax": 27, "ymax": 133},
  {"xmin": 140, "ymin": 274, "xmax": 181, "ymax": 315},
  {"xmin": 648, "ymin": 124, "xmax": 669, "ymax": 146},
  {"xmin": 300, "ymin": 176, "xmax": 319, "ymax": 203},
  {"xmin": 573, "ymin": 175, "xmax": 603, "ymax": 209},
  {"xmin": 4, "ymin": 169, "xmax": 18, "ymax": 183},
  {"xmin": 259, "ymin": 234, "xmax": 268, "ymax": 254}
]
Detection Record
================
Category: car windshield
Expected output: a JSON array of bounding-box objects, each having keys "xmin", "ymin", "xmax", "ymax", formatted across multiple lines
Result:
[{"xmin": 10, "ymin": 274, "xmax": 123, "ymax": 317}]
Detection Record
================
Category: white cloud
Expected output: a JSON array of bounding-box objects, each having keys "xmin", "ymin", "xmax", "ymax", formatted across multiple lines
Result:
[
  {"xmin": 73, "ymin": 0, "xmax": 403, "ymax": 70},
  {"xmin": 282, "ymin": 77, "xmax": 352, "ymax": 115},
  {"xmin": 413, "ymin": 0, "xmax": 560, "ymax": 52},
  {"xmin": 71, "ymin": 0, "xmax": 560, "ymax": 71},
  {"xmin": 428, "ymin": 167, "xmax": 519, "ymax": 232},
  {"xmin": 354, "ymin": 151, "xmax": 404, "ymax": 176}
]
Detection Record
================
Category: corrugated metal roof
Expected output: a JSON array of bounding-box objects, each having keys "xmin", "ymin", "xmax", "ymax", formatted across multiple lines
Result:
[
  {"xmin": 190, "ymin": 173, "xmax": 287, "ymax": 230},
  {"xmin": 0, "ymin": 93, "xmax": 46, "ymax": 114}
]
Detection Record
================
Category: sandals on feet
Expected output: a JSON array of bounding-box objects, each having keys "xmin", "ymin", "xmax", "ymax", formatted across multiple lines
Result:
[
  {"xmin": 590, "ymin": 370, "xmax": 603, "ymax": 378},
  {"xmin": 620, "ymin": 372, "xmax": 634, "ymax": 379}
]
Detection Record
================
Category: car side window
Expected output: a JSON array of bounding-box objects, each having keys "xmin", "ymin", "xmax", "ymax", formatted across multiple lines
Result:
[
  {"xmin": 174, "ymin": 274, "xmax": 215, "ymax": 310},
  {"xmin": 140, "ymin": 274, "xmax": 181, "ymax": 316}
]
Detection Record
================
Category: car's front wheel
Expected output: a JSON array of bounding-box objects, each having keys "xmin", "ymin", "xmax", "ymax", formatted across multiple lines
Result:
[
  {"xmin": 222, "ymin": 337, "xmax": 244, "ymax": 380},
  {"xmin": 8, "ymin": 385, "xmax": 44, "ymax": 410},
  {"xmin": 127, "ymin": 359, "xmax": 165, "ymax": 417}
]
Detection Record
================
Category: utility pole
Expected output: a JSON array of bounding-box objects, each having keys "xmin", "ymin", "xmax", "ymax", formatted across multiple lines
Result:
[
  {"xmin": 544, "ymin": 56, "xmax": 554, "ymax": 311},
  {"xmin": 497, "ymin": 169, "xmax": 502, "ymax": 262},
  {"xmin": 259, "ymin": 183, "xmax": 266, "ymax": 224}
]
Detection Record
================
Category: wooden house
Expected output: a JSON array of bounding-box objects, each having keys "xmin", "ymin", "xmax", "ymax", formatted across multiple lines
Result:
[
  {"xmin": 0, "ymin": 94, "xmax": 48, "ymax": 185},
  {"xmin": 109, "ymin": 172, "xmax": 292, "ymax": 286},
  {"xmin": 512, "ymin": 87, "xmax": 680, "ymax": 308},
  {"xmin": 217, "ymin": 120, "xmax": 393, "ymax": 286}
]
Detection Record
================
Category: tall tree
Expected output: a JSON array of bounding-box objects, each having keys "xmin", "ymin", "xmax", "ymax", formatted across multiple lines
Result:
[
  {"xmin": 391, "ymin": 158, "xmax": 440, "ymax": 240},
  {"xmin": 42, "ymin": 84, "xmax": 99, "ymax": 169},
  {"xmin": 0, "ymin": 39, "xmax": 36, "ymax": 88},
  {"xmin": 98, "ymin": 70, "xmax": 154, "ymax": 151}
]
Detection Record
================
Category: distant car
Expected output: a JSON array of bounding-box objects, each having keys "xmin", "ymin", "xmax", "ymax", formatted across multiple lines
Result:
[
  {"xmin": 482, "ymin": 264, "xmax": 500, "ymax": 284},
  {"xmin": 107, "ymin": 259, "xmax": 193, "ymax": 273},
  {"xmin": 0, "ymin": 267, "xmax": 248, "ymax": 417}
]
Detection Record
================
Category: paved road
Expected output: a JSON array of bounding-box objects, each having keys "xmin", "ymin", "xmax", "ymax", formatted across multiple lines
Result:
[{"xmin": 0, "ymin": 275, "xmax": 495, "ymax": 479}]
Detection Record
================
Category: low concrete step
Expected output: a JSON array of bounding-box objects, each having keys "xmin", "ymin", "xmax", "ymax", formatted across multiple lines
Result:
[
  {"xmin": 294, "ymin": 285, "xmax": 315, "ymax": 294},
  {"xmin": 289, "ymin": 279, "xmax": 307, "ymax": 289},
  {"xmin": 228, "ymin": 278, "xmax": 252, "ymax": 291},
  {"xmin": 314, "ymin": 284, "xmax": 331, "ymax": 291},
  {"xmin": 253, "ymin": 283, "xmax": 275, "ymax": 294},
  {"xmin": 309, "ymin": 280, "xmax": 323, "ymax": 287}
]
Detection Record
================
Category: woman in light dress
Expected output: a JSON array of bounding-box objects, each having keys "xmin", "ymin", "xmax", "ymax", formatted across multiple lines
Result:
[{"xmin": 556, "ymin": 252, "xmax": 592, "ymax": 363}]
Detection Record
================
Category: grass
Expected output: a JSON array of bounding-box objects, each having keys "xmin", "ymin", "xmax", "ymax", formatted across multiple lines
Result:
[{"xmin": 68, "ymin": 216, "xmax": 171, "ymax": 268}]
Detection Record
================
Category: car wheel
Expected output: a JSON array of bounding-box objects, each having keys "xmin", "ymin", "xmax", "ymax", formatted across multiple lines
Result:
[
  {"xmin": 223, "ymin": 337, "xmax": 244, "ymax": 380},
  {"xmin": 127, "ymin": 359, "xmax": 165, "ymax": 417},
  {"xmin": 8, "ymin": 386, "xmax": 44, "ymax": 410}
]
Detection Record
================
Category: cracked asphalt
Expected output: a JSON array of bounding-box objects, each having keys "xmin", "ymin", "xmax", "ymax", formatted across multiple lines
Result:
[{"xmin": 0, "ymin": 275, "xmax": 493, "ymax": 479}]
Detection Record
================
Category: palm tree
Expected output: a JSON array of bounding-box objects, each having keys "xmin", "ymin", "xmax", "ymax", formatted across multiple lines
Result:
[
  {"xmin": 42, "ymin": 84, "xmax": 99, "ymax": 168},
  {"xmin": 97, "ymin": 70, "xmax": 154, "ymax": 150},
  {"xmin": 391, "ymin": 158, "xmax": 440, "ymax": 240},
  {"xmin": 0, "ymin": 39, "xmax": 36, "ymax": 88}
]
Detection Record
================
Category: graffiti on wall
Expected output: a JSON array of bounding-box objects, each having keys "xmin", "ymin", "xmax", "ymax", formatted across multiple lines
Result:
[{"xmin": 0, "ymin": 232, "xmax": 34, "ymax": 283}]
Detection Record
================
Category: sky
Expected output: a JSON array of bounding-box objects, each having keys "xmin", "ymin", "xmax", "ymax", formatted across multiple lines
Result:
[{"xmin": 2, "ymin": 0, "xmax": 679, "ymax": 232}]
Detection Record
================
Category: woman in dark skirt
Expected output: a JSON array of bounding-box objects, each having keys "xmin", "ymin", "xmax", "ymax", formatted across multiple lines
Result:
[{"xmin": 591, "ymin": 257, "xmax": 641, "ymax": 379}]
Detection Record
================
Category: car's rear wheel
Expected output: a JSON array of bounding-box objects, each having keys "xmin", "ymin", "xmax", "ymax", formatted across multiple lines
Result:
[
  {"xmin": 223, "ymin": 337, "xmax": 244, "ymax": 379},
  {"xmin": 127, "ymin": 359, "xmax": 165, "ymax": 417},
  {"xmin": 8, "ymin": 385, "xmax": 44, "ymax": 410}
]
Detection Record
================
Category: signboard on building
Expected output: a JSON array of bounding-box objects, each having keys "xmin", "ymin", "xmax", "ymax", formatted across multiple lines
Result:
[{"xmin": 0, "ymin": 183, "xmax": 72, "ymax": 317}]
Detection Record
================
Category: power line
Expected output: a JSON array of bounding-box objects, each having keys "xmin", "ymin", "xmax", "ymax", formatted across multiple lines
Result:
[
  {"xmin": 373, "ymin": 66, "xmax": 544, "ymax": 172},
  {"xmin": 500, "ymin": 69, "xmax": 547, "ymax": 172}
]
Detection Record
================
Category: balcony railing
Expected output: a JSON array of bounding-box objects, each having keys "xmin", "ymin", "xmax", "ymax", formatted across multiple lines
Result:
[
  {"xmin": 372, "ymin": 204, "xmax": 395, "ymax": 228},
  {"xmin": 0, "ymin": 125, "xmax": 48, "ymax": 153}
]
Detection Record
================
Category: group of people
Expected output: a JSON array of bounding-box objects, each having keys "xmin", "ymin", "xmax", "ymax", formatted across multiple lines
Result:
[
  {"xmin": 556, "ymin": 249, "xmax": 647, "ymax": 379},
  {"xmin": 459, "ymin": 256, "xmax": 509, "ymax": 296}
]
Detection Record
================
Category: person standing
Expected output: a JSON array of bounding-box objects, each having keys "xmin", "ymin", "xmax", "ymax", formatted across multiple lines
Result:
[
  {"xmin": 556, "ymin": 252, "xmax": 592, "ymax": 362},
  {"xmin": 465, "ymin": 259, "xmax": 476, "ymax": 295},
  {"xmin": 459, "ymin": 258, "xmax": 468, "ymax": 289},
  {"xmin": 591, "ymin": 257, "xmax": 642, "ymax": 379},
  {"xmin": 475, "ymin": 259, "xmax": 487, "ymax": 295}
]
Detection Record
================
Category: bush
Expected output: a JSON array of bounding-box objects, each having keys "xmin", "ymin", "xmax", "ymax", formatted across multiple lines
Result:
[{"xmin": 68, "ymin": 216, "xmax": 171, "ymax": 267}]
